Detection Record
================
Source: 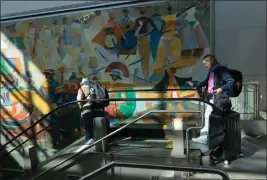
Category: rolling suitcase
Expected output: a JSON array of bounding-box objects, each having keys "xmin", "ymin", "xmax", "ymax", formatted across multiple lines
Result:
[{"xmin": 208, "ymin": 110, "xmax": 243, "ymax": 164}]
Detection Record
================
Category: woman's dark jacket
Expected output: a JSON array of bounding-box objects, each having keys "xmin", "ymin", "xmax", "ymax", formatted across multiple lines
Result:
[{"xmin": 194, "ymin": 64, "xmax": 235, "ymax": 99}]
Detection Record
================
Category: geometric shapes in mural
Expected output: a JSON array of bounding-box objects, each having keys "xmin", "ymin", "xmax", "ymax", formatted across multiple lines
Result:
[
  {"xmin": 62, "ymin": 53, "xmax": 73, "ymax": 68},
  {"xmin": 4, "ymin": 23, "xmax": 16, "ymax": 34},
  {"xmin": 105, "ymin": 61, "xmax": 130, "ymax": 78},
  {"xmin": 161, "ymin": 14, "xmax": 177, "ymax": 22},
  {"xmin": 50, "ymin": 51, "xmax": 62, "ymax": 68},
  {"xmin": 128, "ymin": 59, "xmax": 142, "ymax": 67},
  {"xmin": 1, "ymin": 38, "xmax": 9, "ymax": 50},
  {"xmin": 72, "ymin": 39, "xmax": 80, "ymax": 48},
  {"xmin": 71, "ymin": 29, "xmax": 81, "ymax": 46},
  {"xmin": 0, "ymin": 56, "xmax": 11, "ymax": 75},
  {"xmin": 68, "ymin": 48, "xmax": 82, "ymax": 71},
  {"xmin": 149, "ymin": 29, "xmax": 162, "ymax": 60},
  {"xmin": 58, "ymin": 47, "xmax": 68, "ymax": 60},
  {"xmin": 81, "ymin": 30, "xmax": 88, "ymax": 47},
  {"xmin": 121, "ymin": 30, "xmax": 137, "ymax": 50},
  {"xmin": 183, "ymin": 6, "xmax": 198, "ymax": 26},
  {"xmin": 193, "ymin": 25, "xmax": 209, "ymax": 48},
  {"xmin": 92, "ymin": 20, "xmax": 123, "ymax": 48},
  {"xmin": 92, "ymin": 30, "xmax": 107, "ymax": 46},
  {"xmin": 10, "ymin": 37, "xmax": 25, "ymax": 50},
  {"xmin": 6, "ymin": 57, "xmax": 23, "ymax": 72},
  {"xmin": 0, "ymin": 1, "xmax": 211, "ymax": 135},
  {"xmin": 88, "ymin": 56, "xmax": 99, "ymax": 69},
  {"xmin": 64, "ymin": 26, "xmax": 73, "ymax": 45},
  {"xmin": 192, "ymin": 48, "xmax": 205, "ymax": 58},
  {"xmin": 187, "ymin": 21, "xmax": 197, "ymax": 27},
  {"xmin": 79, "ymin": 53, "xmax": 88, "ymax": 66},
  {"xmin": 0, "ymin": 87, "xmax": 12, "ymax": 106},
  {"xmin": 148, "ymin": 72, "xmax": 164, "ymax": 82},
  {"xmin": 168, "ymin": 56, "xmax": 176, "ymax": 64},
  {"xmin": 180, "ymin": 24, "xmax": 199, "ymax": 50},
  {"xmin": 104, "ymin": 34, "xmax": 118, "ymax": 49}
]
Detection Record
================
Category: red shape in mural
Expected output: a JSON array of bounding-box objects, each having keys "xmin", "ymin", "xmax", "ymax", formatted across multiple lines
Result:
[{"xmin": 105, "ymin": 62, "xmax": 130, "ymax": 78}]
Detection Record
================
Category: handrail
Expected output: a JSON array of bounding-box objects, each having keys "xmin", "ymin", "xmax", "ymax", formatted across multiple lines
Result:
[
  {"xmin": 108, "ymin": 88, "xmax": 196, "ymax": 92},
  {"xmin": 0, "ymin": 97, "xmax": 218, "ymax": 151},
  {"xmin": 0, "ymin": 105, "xmax": 79, "ymax": 160},
  {"xmin": 79, "ymin": 161, "xmax": 230, "ymax": 180},
  {"xmin": 30, "ymin": 109, "xmax": 204, "ymax": 180}
]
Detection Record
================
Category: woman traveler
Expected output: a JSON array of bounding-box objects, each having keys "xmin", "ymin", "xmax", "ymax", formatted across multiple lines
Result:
[{"xmin": 187, "ymin": 54, "xmax": 234, "ymax": 144}]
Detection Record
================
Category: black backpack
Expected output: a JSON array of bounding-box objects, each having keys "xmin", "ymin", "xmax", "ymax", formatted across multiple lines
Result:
[
  {"xmin": 90, "ymin": 81, "xmax": 110, "ymax": 109},
  {"xmin": 224, "ymin": 66, "xmax": 243, "ymax": 97}
]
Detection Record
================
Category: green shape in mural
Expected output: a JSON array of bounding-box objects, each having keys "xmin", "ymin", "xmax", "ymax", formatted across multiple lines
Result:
[
  {"xmin": 188, "ymin": 21, "xmax": 197, "ymax": 27},
  {"xmin": 116, "ymin": 88, "xmax": 136, "ymax": 120},
  {"xmin": 10, "ymin": 37, "xmax": 25, "ymax": 50},
  {"xmin": 0, "ymin": 56, "xmax": 11, "ymax": 75}
]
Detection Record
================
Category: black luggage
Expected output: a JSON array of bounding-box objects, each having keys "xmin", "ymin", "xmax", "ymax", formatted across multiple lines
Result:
[{"xmin": 208, "ymin": 110, "xmax": 243, "ymax": 164}]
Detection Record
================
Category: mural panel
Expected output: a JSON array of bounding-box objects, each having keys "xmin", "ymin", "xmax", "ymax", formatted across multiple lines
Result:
[{"xmin": 0, "ymin": 1, "xmax": 211, "ymax": 147}]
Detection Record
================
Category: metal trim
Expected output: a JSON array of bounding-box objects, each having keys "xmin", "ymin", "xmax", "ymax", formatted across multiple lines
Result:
[
  {"xmin": 210, "ymin": 0, "xmax": 215, "ymax": 55},
  {"xmin": 1, "ymin": 0, "xmax": 165, "ymax": 23}
]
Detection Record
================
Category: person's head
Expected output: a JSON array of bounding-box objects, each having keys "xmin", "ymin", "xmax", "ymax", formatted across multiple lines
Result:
[{"xmin": 202, "ymin": 54, "xmax": 217, "ymax": 69}]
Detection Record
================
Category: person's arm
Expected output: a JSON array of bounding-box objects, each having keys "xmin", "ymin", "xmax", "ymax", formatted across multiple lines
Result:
[
  {"xmin": 220, "ymin": 69, "xmax": 235, "ymax": 92},
  {"xmin": 77, "ymin": 88, "xmax": 84, "ymax": 109},
  {"xmin": 194, "ymin": 74, "xmax": 209, "ymax": 88}
]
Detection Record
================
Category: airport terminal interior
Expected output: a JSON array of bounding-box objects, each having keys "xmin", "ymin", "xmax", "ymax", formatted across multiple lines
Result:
[{"xmin": 0, "ymin": 0, "xmax": 266, "ymax": 180}]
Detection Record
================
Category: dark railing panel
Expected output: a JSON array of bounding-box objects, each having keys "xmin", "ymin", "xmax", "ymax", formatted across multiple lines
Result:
[{"xmin": 78, "ymin": 161, "xmax": 230, "ymax": 180}]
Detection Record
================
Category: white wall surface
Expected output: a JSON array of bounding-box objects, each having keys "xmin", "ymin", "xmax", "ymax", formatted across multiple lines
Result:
[{"xmin": 215, "ymin": 1, "xmax": 266, "ymax": 111}]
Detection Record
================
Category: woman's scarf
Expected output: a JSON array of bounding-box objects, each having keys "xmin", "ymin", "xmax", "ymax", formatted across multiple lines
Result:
[{"xmin": 209, "ymin": 63, "xmax": 218, "ymax": 73}]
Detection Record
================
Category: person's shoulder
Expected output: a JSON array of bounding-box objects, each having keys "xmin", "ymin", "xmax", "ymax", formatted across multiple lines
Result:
[{"xmin": 215, "ymin": 65, "xmax": 228, "ymax": 72}]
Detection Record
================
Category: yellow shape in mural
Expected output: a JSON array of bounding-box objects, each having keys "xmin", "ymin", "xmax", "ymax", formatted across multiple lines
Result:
[
  {"xmin": 28, "ymin": 60, "xmax": 39, "ymax": 71},
  {"xmin": 10, "ymin": 90, "xmax": 52, "ymax": 114},
  {"xmin": 160, "ymin": 14, "xmax": 176, "ymax": 22}
]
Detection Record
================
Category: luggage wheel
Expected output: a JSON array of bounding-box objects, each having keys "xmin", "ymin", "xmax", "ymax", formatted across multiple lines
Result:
[{"xmin": 224, "ymin": 160, "xmax": 229, "ymax": 165}]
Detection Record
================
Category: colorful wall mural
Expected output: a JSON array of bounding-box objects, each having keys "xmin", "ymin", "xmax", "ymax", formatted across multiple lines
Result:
[{"xmin": 0, "ymin": 1, "xmax": 211, "ymax": 147}]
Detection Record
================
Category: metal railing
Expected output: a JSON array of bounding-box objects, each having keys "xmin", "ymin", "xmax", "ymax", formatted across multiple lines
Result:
[
  {"xmin": 0, "ymin": 97, "xmax": 218, "ymax": 180},
  {"xmin": 30, "ymin": 107, "xmax": 206, "ymax": 180},
  {"xmin": 78, "ymin": 161, "xmax": 230, "ymax": 180},
  {"xmin": 0, "ymin": 105, "xmax": 79, "ymax": 160},
  {"xmin": 0, "ymin": 97, "xmax": 215, "ymax": 152},
  {"xmin": 232, "ymin": 81, "xmax": 260, "ymax": 119}
]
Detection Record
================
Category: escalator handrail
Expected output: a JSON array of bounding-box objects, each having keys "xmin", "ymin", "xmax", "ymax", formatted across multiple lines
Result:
[
  {"xmin": 0, "ymin": 97, "xmax": 218, "ymax": 151},
  {"xmin": 108, "ymin": 88, "xmax": 197, "ymax": 92},
  {"xmin": 30, "ymin": 109, "xmax": 204, "ymax": 180},
  {"xmin": 79, "ymin": 161, "xmax": 230, "ymax": 180},
  {"xmin": 0, "ymin": 106, "xmax": 79, "ymax": 160}
]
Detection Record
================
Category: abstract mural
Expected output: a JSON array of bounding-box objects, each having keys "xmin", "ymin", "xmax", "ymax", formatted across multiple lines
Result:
[{"xmin": 0, "ymin": 1, "xmax": 211, "ymax": 147}]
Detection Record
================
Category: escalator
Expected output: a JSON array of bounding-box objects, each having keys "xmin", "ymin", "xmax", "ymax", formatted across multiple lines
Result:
[
  {"xmin": 1, "ymin": 98, "xmax": 266, "ymax": 180},
  {"xmin": 0, "ymin": 98, "xmax": 209, "ymax": 180},
  {"xmin": 0, "ymin": 103, "xmax": 82, "ymax": 179}
]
